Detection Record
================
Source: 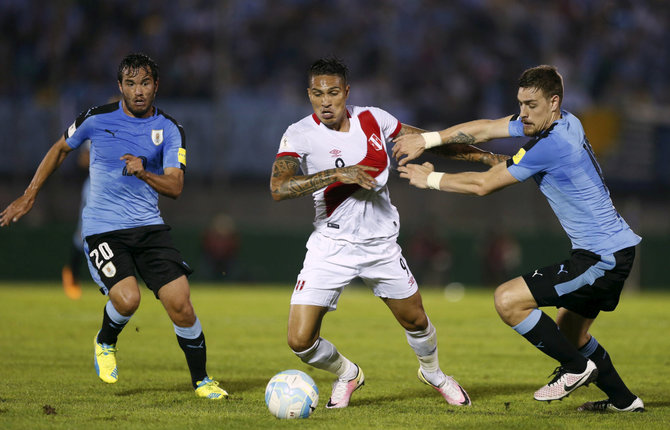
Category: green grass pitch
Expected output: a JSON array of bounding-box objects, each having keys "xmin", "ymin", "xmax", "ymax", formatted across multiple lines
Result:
[{"xmin": 0, "ymin": 283, "xmax": 668, "ymax": 429}]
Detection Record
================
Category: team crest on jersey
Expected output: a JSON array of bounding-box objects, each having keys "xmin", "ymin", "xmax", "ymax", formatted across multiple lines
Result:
[
  {"xmin": 152, "ymin": 129, "xmax": 164, "ymax": 145},
  {"xmin": 368, "ymin": 133, "xmax": 384, "ymax": 151},
  {"xmin": 102, "ymin": 262, "xmax": 117, "ymax": 278},
  {"xmin": 330, "ymin": 149, "xmax": 342, "ymax": 158}
]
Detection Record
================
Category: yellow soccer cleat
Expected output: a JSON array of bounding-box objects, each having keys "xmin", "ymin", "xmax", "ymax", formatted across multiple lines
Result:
[
  {"xmin": 195, "ymin": 377, "xmax": 229, "ymax": 400},
  {"xmin": 94, "ymin": 332, "xmax": 118, "ymax": 384}
]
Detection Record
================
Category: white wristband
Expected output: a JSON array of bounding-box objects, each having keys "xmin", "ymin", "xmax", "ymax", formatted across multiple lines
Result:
[
  {"xmin": 426, "ymin": 172, "xmax": 444, "ymax": 190},
  {"xmin": 422, "ymin": 131, "xmax": 442, "ymax": 149}
]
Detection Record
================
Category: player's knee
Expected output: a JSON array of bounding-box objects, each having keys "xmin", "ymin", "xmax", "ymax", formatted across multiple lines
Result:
[
  {"xmin": 169, "ymin": 301, "xmax": 196, "ymax": 325},
  {"xmin": 112, "ymin": 292, "xmax": 140, "ymax": 315},
  {"xmin": 287, "ymin": 332, "xmax": 316, "ymax": 353},
  {"xmin": 493, "ymin": 284, "xmax": 516, "ymax": 322}
]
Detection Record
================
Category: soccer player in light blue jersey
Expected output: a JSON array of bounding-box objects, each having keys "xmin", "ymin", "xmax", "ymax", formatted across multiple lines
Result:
[
  {"xmin": 0, "ymin": 53, "xmax": 227, "ymax": 400},
  {"xmin": 394, "ymin": 65, "xmax": 644, "ymax": 412}
]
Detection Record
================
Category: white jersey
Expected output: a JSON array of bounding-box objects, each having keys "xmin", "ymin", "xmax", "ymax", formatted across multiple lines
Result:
[{"xmin": 277, "ymin": 105, "xmax": 403, "ymax": 243}]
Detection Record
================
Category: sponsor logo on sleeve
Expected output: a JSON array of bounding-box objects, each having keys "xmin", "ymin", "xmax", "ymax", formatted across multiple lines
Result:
[
  {"xmin": 512, "ymin": 148, "xmax": 526, "ymax": 164},
  {"xmin": 67, "ymin": 121, "xmax": 77, "ymax": 138},
  {"xmin": 280, "ymin": 135, "xmax": 289, "ymax": 150}
]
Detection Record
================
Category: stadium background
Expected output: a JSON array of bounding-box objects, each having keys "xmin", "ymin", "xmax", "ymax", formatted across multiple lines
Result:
[{"xmin": 0, "ymin": 0, "xmax": 668, "ymax": 287}]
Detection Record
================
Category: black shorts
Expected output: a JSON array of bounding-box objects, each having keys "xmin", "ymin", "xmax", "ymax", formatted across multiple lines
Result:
[
  {"xmin": 85, "ymin": 224, "xmax": 193, "ymax": 298},
  {"xmin": 523, "ymin": 246, "xmax": 636, "ymax": 319}
]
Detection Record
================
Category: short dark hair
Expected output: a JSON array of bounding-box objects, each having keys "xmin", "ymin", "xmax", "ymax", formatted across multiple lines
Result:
[
  {"xmin": 308, "ymin": 57, "xmax": 348, "ymax": 86},
  {"xmin": 518, "ymin": 65, "xmax": 563, "ymax": 105},
  {"xmin": 117, "ymin": 53, "xmax": 159, "ymax": 83}
]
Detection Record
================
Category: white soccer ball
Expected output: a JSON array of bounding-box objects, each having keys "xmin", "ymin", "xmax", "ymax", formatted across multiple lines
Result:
[{"xmin": 265, "ymin": 370, "xmax": 319, "ymax": 419}]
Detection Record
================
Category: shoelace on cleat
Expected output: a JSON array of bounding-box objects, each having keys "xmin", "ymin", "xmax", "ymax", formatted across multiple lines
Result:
[
  {"xmin": 545, "ymin": 366, "xmax": 567, "ymax": 386},
  {"xmin": 98, "ymin": 344, "xmax": 117, "ymax": 356}
]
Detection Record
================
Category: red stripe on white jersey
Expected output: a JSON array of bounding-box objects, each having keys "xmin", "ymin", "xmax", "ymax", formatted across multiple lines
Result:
[
  {"xmin": 323, "ymin": 110, "xmax": 388, "ymax": 216},
  {"xmin": 389, "ymin": 121, "xmax": 402, "ymax": 138},
  {"xmin": 277, "ymin": 152, "xmax": 301, "ymax": 159}
]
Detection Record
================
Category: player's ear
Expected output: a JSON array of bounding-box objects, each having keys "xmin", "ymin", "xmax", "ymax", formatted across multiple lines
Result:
[
  {"xmin": 344, "ymin": 84, "xmax": 350, "ymax": 99},
  {"xmin": 154, "ymin": 78, "xmax": 159, "ymax": 95},
  {"xmin": 550, "ymin": 94, "xmax": 560, "ymax": 112}
]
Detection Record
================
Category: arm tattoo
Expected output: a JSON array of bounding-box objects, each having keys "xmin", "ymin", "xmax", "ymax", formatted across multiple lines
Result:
[
  {"xmin": 444, "ymin": 131, "xmax": 476, "ymax": 145},
  {"xmin": 271, "ymin": 156, "xmax": 338, "ymax": 200},
  {"xmin": 395, "ymin": 123, "xmax": 425, "ymax": 137},
  {"xmin": 455, "ymin": 151, "xmax": 510, "ymax": 166},
  {"xmin": 428, "ymin": 144, "xmax": 510, "ymax": 167}
]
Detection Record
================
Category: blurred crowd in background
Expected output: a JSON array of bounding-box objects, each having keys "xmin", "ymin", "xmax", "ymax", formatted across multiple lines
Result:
[
  {"xmin": 3, "ymin": 1, "xmax": 669, "ymax": 110},
  {"xmin": 1, "ymin": 0, "xmax": 668, "ymax": 285},
  {"xmin": 2, "ymin": 0, "xmax": 669, "ymax": 181}
]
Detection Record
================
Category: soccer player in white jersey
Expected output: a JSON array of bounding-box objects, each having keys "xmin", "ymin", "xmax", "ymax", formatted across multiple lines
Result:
[
  {"xmin": 395, "ymin": 65, "xmax": 644, "ymax": 412},
  {"xmin": 270, "ymin": 57, "xmax": 507, "ymax": 409}
]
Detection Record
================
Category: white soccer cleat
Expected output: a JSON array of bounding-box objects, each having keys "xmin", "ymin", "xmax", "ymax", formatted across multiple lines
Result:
[
  {"xmin": 418, "ymin": 369, "xmax": 471, "ymax": 406},
  {"xmin": 326, "ymin": 364, "xmax": 365, "ymax": 409},
  {"xmin": 534, "ymin": 359, "xmax": 598, "ymax": 402},
  {"xmin": 577, "ymin": 396, "xmax": 645, "ymax": 412}
]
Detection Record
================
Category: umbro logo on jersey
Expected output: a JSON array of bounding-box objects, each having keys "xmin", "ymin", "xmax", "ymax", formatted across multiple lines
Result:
[
  {"xmin": 330, "ymin": 149, "xmax": 342, "ymax": 158},
  {"xmin": 368, "ymin": 133, "xmax": 384, "ymax": 151}
]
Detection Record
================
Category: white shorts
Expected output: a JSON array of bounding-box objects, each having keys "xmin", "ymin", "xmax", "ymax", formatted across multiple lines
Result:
[{"xmin": 290, "ymin": 232, "xmax": 418, "ymax": 311}]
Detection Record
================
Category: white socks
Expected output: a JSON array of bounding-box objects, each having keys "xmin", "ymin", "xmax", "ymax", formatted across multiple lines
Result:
[
  {"xmin": 293, "ymin": 337, "xmax": 356, "ymax": 380},
  {"xmin": 406, "ymin": 319, "xmax": 446, "ymax": 387}
]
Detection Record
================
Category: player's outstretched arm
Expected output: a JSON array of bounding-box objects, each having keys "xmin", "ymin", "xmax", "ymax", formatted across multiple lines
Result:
[
  {"xmin": 271, "ymin": 155, "xmax": 378, "ymax": 201},
  {"xmin": 429, "ymin": 144, "xmax": 510, "ymax": 167},
  {"xmin": 398, "ymin": 161, "xmax": 518, "ymax": 196},
  {"xmin": 121, "ymin": 154, "xmax": 184, "ymax": 199},
  {"xmin": 1, "ymin": 137, "xmax": 72, "ymax": 227},
  {"xmin": 392, "ymin": 115, "xmax": 514, "ymax": 166}
]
